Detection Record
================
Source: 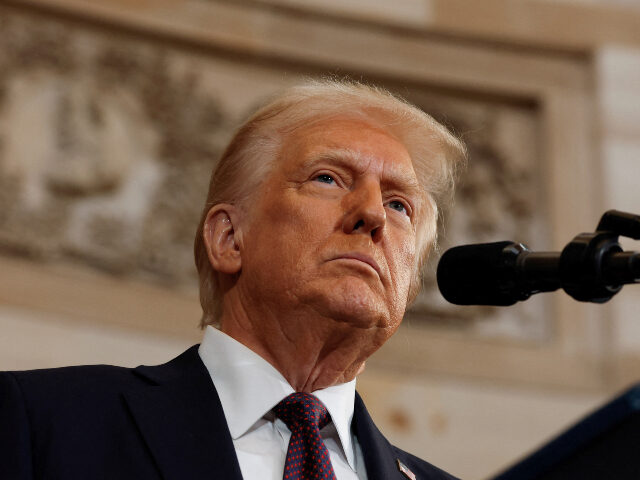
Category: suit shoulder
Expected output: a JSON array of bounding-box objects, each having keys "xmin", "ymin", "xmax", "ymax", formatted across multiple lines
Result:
[
  {"xmin": 8, "ymin": 364, "xmax": 136, "ymax": 392},
  {"xmin": 3, "ymin": 346, "xmax": 202, "ymax": 404},
  {"xmin": 3, "ymin": 364, "xmax": 143, "ymax": 413},
  {"xmin": 391, "ymin": 445, "xmax": 461, "ymax": 480}
]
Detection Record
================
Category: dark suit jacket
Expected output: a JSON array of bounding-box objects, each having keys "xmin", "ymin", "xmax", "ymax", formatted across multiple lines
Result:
[{"xmin": 1, "ymin": 345, "xmax": 459, "ymax": 480}]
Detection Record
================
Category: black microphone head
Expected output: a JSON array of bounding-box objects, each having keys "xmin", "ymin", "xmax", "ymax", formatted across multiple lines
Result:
[{"xmin": 437, "ymin": 241, "xmax": 529, "ymax": 306}]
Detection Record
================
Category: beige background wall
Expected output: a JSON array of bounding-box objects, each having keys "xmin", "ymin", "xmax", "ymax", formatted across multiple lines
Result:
[{"xmin": 1, "ymin": 1, "xmax": 639, "ymax": 479}]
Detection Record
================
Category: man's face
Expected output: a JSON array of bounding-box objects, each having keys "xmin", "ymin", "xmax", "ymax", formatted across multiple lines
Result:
[{"xmin": 237, "ymin": 116, "xmax": 426, "ymax": 334}]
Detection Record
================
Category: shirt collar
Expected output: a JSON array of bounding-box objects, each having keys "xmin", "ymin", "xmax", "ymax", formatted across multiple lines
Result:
[
  {"xmin": 312, "ymin": 378, "xmax": 357, "ymax": 470},
  {"xmin": 198, "ymin": 326, "xmax": 358, "ymax": 470}
]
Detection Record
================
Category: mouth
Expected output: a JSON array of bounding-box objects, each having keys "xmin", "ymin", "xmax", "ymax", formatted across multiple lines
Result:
[{"xmin": 331, "ymin": 253, "xmax": 382, "ymax": 278}]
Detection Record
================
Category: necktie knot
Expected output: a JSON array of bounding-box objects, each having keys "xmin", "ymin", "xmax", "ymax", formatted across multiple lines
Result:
[
  {"xmin": 273, "ymin": 392, "xmax": 337, "ymax": 480},
  {"xmin": 274, "ymin": 392, "xmax": 331, "ymax": 432}
]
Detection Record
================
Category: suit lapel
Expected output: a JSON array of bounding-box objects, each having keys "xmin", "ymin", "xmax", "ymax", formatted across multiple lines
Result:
[
  {"xmin": 124, "ymin": 346, "xmax": 243, "ymax": 480},
  {"xmin": 353, "ymin": 392, "xmax": 408, "ymax": 480}
]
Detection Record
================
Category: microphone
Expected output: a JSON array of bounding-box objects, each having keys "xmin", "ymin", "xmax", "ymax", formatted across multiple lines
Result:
[{"xmin": 437, "ymin": 241, "xmax": 640, "ymax": 306}]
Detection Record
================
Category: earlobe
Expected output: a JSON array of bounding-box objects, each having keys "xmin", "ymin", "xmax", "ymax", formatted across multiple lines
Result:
[{"xmin": 203, "ymin": 204, "xmax": 242, "ymax": 275}]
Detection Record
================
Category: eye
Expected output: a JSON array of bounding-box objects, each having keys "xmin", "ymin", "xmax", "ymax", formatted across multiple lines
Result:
[
  {"xmin": 313, "ymin": 174, "xmax": 337, "ymax": 185},
  {"xmin": 387, "ymin": 200, "xmax": 409, "ymax": 216}
]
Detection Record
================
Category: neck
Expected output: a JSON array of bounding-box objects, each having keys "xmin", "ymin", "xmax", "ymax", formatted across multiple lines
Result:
[{"xmin": 218, "ymin": 291, "xmax": 389, "ymax": 392}]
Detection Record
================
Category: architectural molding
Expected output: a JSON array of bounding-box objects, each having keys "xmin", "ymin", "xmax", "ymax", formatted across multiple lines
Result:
[{"xmin": 9, "ymin": 0, "xmax": 640, "ymax": 53}]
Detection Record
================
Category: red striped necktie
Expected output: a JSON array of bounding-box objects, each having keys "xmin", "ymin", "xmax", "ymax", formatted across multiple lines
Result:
[{"xmin": 274, "ymin": 392, "xmax": 338, "ymax": 480}]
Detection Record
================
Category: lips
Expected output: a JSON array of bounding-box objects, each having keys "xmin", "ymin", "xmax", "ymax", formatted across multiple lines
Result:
[{"xmin": 332, "ymin": 253, "xmax": 382, "ymax": 277}]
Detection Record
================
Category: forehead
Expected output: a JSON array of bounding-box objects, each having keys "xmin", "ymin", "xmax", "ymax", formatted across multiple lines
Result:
[{"xmin": 278, "ymin": 117, "xmax": 418, "ymax": 183}]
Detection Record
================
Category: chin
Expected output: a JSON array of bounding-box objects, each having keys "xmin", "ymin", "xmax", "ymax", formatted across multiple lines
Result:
[{"xmin": 309, "ymin": 278, "xmax": 393, "ymax": 329}]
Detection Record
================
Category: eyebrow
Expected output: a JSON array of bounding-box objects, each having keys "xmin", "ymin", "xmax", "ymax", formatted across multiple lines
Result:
[{"xmin": 305, "ymin": 148, "xmax": 423, "ymax": 197}]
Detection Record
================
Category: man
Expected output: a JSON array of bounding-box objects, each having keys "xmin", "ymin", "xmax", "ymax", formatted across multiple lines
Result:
[{"xmin": 0, "ymin": 80, "xmax": 466, "ymax": 479}]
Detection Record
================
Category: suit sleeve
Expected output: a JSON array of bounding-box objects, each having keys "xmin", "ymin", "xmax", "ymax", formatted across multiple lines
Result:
[{"xmin": 0, "ymin": 372, "xmax": 34, "ymax": 480}]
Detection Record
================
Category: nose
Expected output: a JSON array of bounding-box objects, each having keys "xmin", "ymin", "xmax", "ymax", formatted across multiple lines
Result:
[{"xmin": 342, "ymin": 179, "xmax": 386, "ymax": 241}]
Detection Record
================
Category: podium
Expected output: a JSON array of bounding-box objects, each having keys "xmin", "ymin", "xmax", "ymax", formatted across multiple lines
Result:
[{"xmin": 491, "ymin": 383, "xmax": 640, "ymax": 480}]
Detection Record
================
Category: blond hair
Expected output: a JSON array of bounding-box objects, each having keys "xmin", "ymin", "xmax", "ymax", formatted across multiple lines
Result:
[{"xmin": 194, "ymin": 79, "xmax": 466, "ymax": 327}]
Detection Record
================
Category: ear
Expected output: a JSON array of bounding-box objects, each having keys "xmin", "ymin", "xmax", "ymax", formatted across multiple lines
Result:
[{"xmin": 202, "ymin": 204, "xmax": 243, "ymax": 275}]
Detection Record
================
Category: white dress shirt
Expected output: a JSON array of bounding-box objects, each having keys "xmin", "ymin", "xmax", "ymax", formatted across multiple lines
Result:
[{"xmin": 198, "ymin": 326, "xmax": 368, "ymax": 480}]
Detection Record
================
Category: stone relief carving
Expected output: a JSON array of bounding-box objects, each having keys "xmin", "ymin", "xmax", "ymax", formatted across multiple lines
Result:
[
  {"xmin": 0, "ymin": 10, "xmax": 550, "ymax": 340},
  {"xmin": 0, "ymin": 12, "xmax": 228, "ymax": 285},
  {"xmin": 400, "ymin": 90, "xmax": 550, "ymax": 340}
]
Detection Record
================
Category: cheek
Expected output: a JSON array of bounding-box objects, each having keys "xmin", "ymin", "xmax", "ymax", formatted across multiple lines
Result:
[
  {"xmin": 251, "ymin": 194, "xmax": 333, "ymax": 261},
  {"xmin": 389, "ymin": 234, "xmax": 417, "ymax": 292}
]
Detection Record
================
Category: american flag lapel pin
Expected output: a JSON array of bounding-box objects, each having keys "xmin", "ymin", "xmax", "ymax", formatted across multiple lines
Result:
[{"xmin": 396, "ymin": 459, "xmax": 417, "ymax": 480}]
